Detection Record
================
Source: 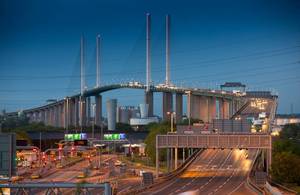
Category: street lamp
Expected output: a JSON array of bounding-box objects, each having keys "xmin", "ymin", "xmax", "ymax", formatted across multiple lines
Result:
[
  {"xmin": 166, "ymin": 111, "xmax": 176, "ymax": 172},
  {"xmin": 167, "ymin": 111, "xmax": 176, "ymax": 132}
]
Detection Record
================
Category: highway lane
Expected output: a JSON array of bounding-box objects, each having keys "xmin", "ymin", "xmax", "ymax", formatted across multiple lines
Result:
[
  {"xmin": 143, "ymin": 149, "xmax": 258, "ymax": 195},
  {"xmin": 143, "ymin": 149, "xmax": 222, "ymax": 195},
  {"xmin": 18, "ymin": 155, "xmax": 116, "ymax": 195}
]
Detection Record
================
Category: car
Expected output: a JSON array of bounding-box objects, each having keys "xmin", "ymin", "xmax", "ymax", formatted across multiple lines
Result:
[
  {"xmin": 56, "ymin": 164, "xmax": 63, "ymax": 169},
  {"xmin": 139, "ymin": 170, "xmax": 146, "ymax": 177},
  {"xmin": 77, "ymin": 171, "xmax": 86, "ymax": 178},
  {"xmin": 30, "ymin": 174, "xmax": 40, "ymax": 179},
  {"xmin": 115, "ymin": 160, "xmax": 125, "ymax": 166}
]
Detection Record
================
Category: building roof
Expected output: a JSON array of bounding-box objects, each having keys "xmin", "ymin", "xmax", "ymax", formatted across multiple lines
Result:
[
  {"xmin": 220, "ymin": 82, "xmax": 246, "ymax": 88},
  {"xmin": 276, "ymin": 114, "xmax": 300, "ymax": 119}
]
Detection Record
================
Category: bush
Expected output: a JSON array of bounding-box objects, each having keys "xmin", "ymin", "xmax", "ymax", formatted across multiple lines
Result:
[
  {"xmin": 144, "ymin": 122, "xmax": 169, "ymax": 163},
  {"xmin": 271, "ymin": 152, "xmax": 300, "ymax": 185}
]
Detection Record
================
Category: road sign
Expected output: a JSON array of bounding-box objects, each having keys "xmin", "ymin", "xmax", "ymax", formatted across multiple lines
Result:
[{"xmin": 0, "ymin": 133, "xmax": 16, "ymax": 177}]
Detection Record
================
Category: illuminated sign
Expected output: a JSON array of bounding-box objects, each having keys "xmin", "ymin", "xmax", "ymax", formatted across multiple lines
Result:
[
  {"xmin": 104, "ymin": 133, "xmax": 126, "ymax": 140},
  {"xmin": 74, "ymin": 140, "xmax": 88, "ymax": 146},
  {"xmin": 64, "ymin": 133, "xmax": 87, "ymax": 141}
]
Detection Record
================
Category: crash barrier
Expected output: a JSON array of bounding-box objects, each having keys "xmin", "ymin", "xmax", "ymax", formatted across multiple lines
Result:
[
  {"xmin": 267, "ymin": 179, "xmax": 297, "ymax": 195},
  {"xmin": 119, "ymin": 149, "xmax": 202, "ymax": 195},
  {"xmin": 0, "ymin": 182, "xmax": 112, "ymax": 195},
  {"xmin": 246, "ymin": 150, "xmax": 265, "ymax": 195}
]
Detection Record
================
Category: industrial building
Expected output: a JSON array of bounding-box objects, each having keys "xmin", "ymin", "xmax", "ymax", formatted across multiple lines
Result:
[
  {"xmin": 117, "ymin": 106, "xmax": 139, "ymax": 124},
  {"xmin": 106, "ymin": 99, "xmax": 117, "ymax": 130},
  {"xmin": 130, "ymin": 104, "xmax": 159, "ymax": 129}
]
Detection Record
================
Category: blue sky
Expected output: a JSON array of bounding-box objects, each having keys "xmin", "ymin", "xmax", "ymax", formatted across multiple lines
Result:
[{"xmin": 0, "ymin": 0, "xmax": 300, "ymax": 116}]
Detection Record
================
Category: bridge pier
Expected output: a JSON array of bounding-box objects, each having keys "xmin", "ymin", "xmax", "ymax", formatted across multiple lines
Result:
[
  {"xmin": 190, "ymin": 94, "xmax": 200, "ymax": 120},
  {"xmin": 79, "ymin": 96, "xmax": 86, "ymax": 129},
  {"xmin": 95, "ymin": 95, "xmax": 102, "ymax": 126},
  {"xmin": 223, "ymin": 99, "xmax": 230, "ymax": 119},
  {"xmin": 50, "ymin": 107, "xmax": 54, "ymax": 126},
  {"xmin": 163, "ymin": 92, "xmax": 173, "ymax": 120},
  {"xmin": 74, "ymin": 97, "xmax": 79, "ymax": 128},
  {"xmin": 199, "ymin": 96, "xmax": 209, "ymax": 123},
  {"xmin": 145, "ymin": 91, "xmax": 153, "ymax": 117},
  {"xmin": 208, "ymin": 97, "xmax": 216, "ymax": 123},
  {"xmin": 54, "ymin": 106, "xmax": 58, "ymax": 127},
  {"xmin": 175, "ymin": 93, "xmax": 183, "ymax": 122},
  {"xmin": 41, "ymin": 110, "xmax": 46, "ymax": 125},
  {"xmin": 86, "ymin": 97, "xmax": 91, "ymax": 126}
]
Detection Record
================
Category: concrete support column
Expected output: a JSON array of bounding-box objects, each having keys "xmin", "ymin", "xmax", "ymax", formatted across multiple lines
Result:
[
  {"xmin": 190, "ymin": 95, "xmax": 200, "ymax": 120},
  {"xmin": 95, "ymin": 95, "xmax": 102, "ymax": 126},
  {"xmin": 60, "ymin": 104, "xmax": 65, "ymax": 128},
  {"xmin": 218, "ymin": 98, "xmax": 224, "ymax": 119},
  {"xmin": 174, "ymin": 147, "xmax": 178, "ymax": 170},
  {"xmin": 50, "ymin": 107, "xmax": 54, "ymax": 126},
  {"xmin": 41, "ymin": 110, "xmax": 46, "ymax": 125},
  {"xmin": 183, "ymin": 148, "xmax": 185, "ymax": 162},
  {"xmin": 79, "ymin": 96, "xmax": 86, "ymax": 128},
  {"xmin": 63, "ymin": 100, "xmax": 68, "ymax": 129},
  {"xmin": 35, "ymin": 112, "xmax": 39, "ymax": 122},
  {"xmin": 86, "ymin": 97, "xmax": 91, "ymax": 127},
  {"xmin": 69, "ymin": 98, "xmax": 75, "ymax": 127},
  {"xmin": 229, "ymin": 100, "xmax": 233, "ymax": 118},
  {"xmin": 45, "ymin": 109, "xmax": 49, "ymax": 126},
  {"xmin": 208, "ymin": 97, "xmax": 216, "ymax": 123},
  {"xmin": 199, "ymin": 96, "xmax": 209, "ymax": 123},
  {"xmin": 74, "ymin": 97, "xmax": 79, "ymax": 128},
  {"xmin": 145, "ymin": 91, "xmax": 153, "ymax": 117},
  {"xmin": 223, "ymin": 99, "xmax": 230, "ymax": 119},
  {"xmin": 55, "ymin": 106, "xmax": 59, "ymax": 127},
  {"xmin": 163, "ymin": 92, "xmax": 173, "ymax": 120},
  {"xmin": 175, "ymin": 93, "xmax": 183, "ymax": 122}
]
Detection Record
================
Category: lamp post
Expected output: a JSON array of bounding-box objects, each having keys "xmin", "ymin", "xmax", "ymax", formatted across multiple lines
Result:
[{"xmin": 167, "ymin": 111, "xmax": 176, "ymax": 171}]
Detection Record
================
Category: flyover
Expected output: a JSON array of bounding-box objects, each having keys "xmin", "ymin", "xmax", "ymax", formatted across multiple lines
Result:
[{"xmin": 21, "ymin": 82, "xmax": 250, "ymax": 129}]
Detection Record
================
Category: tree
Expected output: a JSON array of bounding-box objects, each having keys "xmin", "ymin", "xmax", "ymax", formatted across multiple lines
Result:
[
  {"xmin": 271, "ymin": 152, "xmax": 300, "ymax": 185},
  {"xmin": 144, "ymin": 122, "xmax": 169, "ymax": 163},
  {"xmin": 177, "ymin": 118, "xmax": 203, "ymax": 125},
  {"xmin": 116, "ymin": 122, "xmax": 133, "ymax": 131},
  {"xmin": 280, "ymin": 123, "xmax": 300, "ymax": 140}
]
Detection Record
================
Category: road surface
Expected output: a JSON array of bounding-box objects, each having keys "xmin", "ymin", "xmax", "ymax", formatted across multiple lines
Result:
[{"xmin": 142, "ymin": 149, "xmax": 258, "ymax": 195}]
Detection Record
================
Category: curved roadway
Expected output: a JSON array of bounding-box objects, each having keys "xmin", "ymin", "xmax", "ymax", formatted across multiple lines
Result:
[{"xmin": 143, "ymin": 149, "xmax": 258, "ymax": 195}]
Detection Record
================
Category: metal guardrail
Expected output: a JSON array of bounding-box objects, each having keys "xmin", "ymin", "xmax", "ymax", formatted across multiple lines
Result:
[
  {"xmin": 267, "ymin": 179, "xmax": 297, "ymax": 194},
  {"xmin": 0, "ymin": 182, "xmax": 112, "ymax": 195},
  {"xmin": 246, "ymin": 150, "xmax": 265, "ymax": 195},
  {"xmin": 119, "ymin": 149, "xmax": 202, "ymax": 195}
]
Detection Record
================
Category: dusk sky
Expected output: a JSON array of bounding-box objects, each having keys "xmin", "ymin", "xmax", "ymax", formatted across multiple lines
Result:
[{"xmin": 1, "ymin": 0, "xmax": 300, "ymax": 116}]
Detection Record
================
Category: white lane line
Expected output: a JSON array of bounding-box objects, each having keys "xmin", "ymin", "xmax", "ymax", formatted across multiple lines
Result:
[
  {"xmin": 198, "ymin": 150, "xmax": 233, "ymax": 193},
  {"xmin": 215, "ymin": 150, "xmax": 257, "ymax": 195}
]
